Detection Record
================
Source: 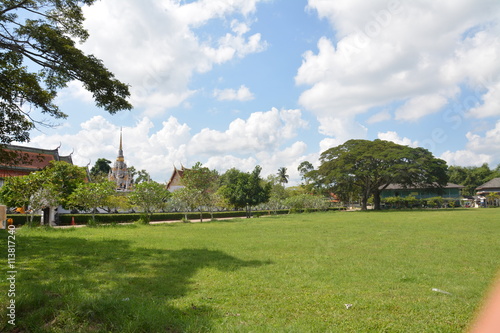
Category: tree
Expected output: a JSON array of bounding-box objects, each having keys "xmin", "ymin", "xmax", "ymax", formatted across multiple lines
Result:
[
  {"xmin": 219, "ymin": 166, "xmax": 271, "ymax": 218},
  {"xmin": 39, "ymin": 160, "xmax": 87, "ymax": 208},
  {"xmin": 277, "ymin": 167, "xmax": 289, "ymax": 186},
  {"xmin": 0, "ymin": 0, "xmax": 131, "ymax": 161},
  {"xmin": 283, "ymin": 194, "xmax": 329, "ymax": 212},
  {"xmin": 0, "ymin": 171, "xmax": 47, "ymax": 225},
  {"xmin": 129, "ymin": 181, "xmax": 170, "ymax": 221},
  {"xmin": 135, "ymin": 169, "xmax": 151, "ymax": 184},
  {"xmin": 0, "ymin": 160, "xmax": 86, "ymax": 223},
  {"xmin": 448, "ymin": 163, "xmax": 500, "ymax": 196},
  {"xmin": 67, "ymin": 181, "xmax": 115, "ymax": 222},
  {"xmin": 318, "ymin": 139, "xmax": 448, "ymax": 210},
  {"xmin": 90, "ymin": 158, "xmax": 112, "ymax": 182},
  {"xmin": 297, "ymin": 161, "xmax": 324, "ymax": 195},
  {"xmin": 264, "ymin": 175, "xmax": 289, "ymax": 214},
  {"xmin": 178, "ymin": 162, "xmax": 219, "ymax": 221}
]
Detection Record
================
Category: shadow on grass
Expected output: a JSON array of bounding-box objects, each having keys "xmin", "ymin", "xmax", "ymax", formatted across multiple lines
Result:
[{"xmin": 0, "ymin": 232, "xmax": 268, "ymax": 332}]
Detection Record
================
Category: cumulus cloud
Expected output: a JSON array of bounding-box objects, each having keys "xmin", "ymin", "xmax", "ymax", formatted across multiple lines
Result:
[
  {"xmin": 25, "ymin": 109, "xmax": 310, "ymax": 183},
  {"xmin": 213, "ymin": 85, "xmax": 255, "ymax": 101},
  {"xmin": 395, "ymin": 94, "xmax": 449, "ymax": 122},
  {"xmin": 298, "ymin": 0, "xmax": 500, "ymax": 141},
  {"xmin": 189, "ymin": 108, "xmax": 308, "ymax": 155},
  {"xmin": 440, "ymin": 150, "xmax": 492, "ymax": 167},
  {"xmin": 440, "ymin": 120, "xmax": 500, "ymax": 167},
  {"xmin": 367, "ymin": 109, "xmax": 392, "ymax": 124},
  {"xmin": 377, "ymin": 131, "xmax": 419, "ymax": 147},
  {"xmin": 77, "ymin": 0, "xmax": 267, "ymax": 116}
]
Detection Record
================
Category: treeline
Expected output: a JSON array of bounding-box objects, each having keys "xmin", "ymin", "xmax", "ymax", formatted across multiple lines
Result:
[
  {"xmin": 0, "ymin": 160, "xmax": 333, "ymax": 226},
  {"xmin": 447, "ymin": 163, "xmax": 500, "ymax": 196}
]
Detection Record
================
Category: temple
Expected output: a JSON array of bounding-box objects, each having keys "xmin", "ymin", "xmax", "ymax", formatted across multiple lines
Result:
[
  {"xmin": 0, "ymin": 144, "xmax": 73, "ymax": 187},
  {"xmin": 166, "ymin": 165, "xmax": 187, "ymax": 192},
  {"xmin": 108, "ymin": 129, "xmax": 133, "ymax": 191}
]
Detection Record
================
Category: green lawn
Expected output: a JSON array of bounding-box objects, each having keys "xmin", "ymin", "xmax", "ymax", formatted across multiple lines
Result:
[{"xmin": 1, "ymin": 209, "xmax": 499, "ymax": 332}]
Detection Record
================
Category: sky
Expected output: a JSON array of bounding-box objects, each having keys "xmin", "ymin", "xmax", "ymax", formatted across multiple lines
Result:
[{"xmin": 23, "ymin": 0, "xmax": 500, "ymax": 184}]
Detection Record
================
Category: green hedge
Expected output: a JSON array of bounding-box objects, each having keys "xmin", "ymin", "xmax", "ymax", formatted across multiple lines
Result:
[
  {"xmin": 6, "ymin": 214, "xmax": 41, "ymax": 226},
  {"xmin": 8, "ymin": 207, "xmax": 346, "ymax": 226},
  {"xmin": 57, "ymin": 210, "xmax": 279, "ymax": 225}
]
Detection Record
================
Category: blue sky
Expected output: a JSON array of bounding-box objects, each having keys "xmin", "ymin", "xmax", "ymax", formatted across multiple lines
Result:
[{"xmin": 25, "ymin": 0, "xmax": 500, "ymax": 184}]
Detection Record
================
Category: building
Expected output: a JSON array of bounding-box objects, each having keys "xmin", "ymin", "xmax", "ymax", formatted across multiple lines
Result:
[
  {"xmin": 166, "ymin": 165, "xmax": 187, "ymax": 192},
  {"xmin": 0, "ymin": 144, "xmax": 73, "ymax": 187},
  {"xmin": 475, "ymin": 178, "xmax": 500, "ymax": 207},
  {"xmin": 108, "ymin": 129, "xmax": 133, "ymax": 191},
  {"xmin": 476, "ymin": 178, "xmax": 500, "ymax": 196},
  {"xmin": 380, "ymin": 183, "xmax": 464, "ymax": 200},
  {"xmin": 0, "ymin": 144, "xmax": 74, "ymax": 226}
]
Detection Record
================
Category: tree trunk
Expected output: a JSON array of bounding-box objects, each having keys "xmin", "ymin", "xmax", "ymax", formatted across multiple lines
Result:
[{"xmin": 373, "ymin": 190, "xmax": 382, "ymax": 210}]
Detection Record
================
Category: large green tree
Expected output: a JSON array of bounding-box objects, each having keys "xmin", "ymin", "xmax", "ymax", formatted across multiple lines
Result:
[
  {"xmin": 40, "ymin": 160, "xmax": 87, "ymax": 207},
  {"xmin": 178, "ymin": 162, "xmax": 219, "ymax": 221},
  {"xmin": 67, "ymin": 181, "xmax": 115, "ymax": 222},
  {"xmin": 0, "ymin": 0, "xmax": 131, "ymax": 160},
  {"xmin": 318, "ymin": 139, "xmax": 448, "ymax": 210},
  {"xmin": 90, "ymin": 158, "xmax": 111, "ymax": 181},
  {"xmin": 218, "ymin": 166, "xmax": 271, "ymax": 218},
  {"xmin": 129, "ymin": 181, "xmax": 170, "ymax": 221}
]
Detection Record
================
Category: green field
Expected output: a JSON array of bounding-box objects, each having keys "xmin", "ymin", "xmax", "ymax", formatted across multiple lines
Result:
[{"xmin": 1, "ymin": 209, "xmax": 499, "ymax": 332}]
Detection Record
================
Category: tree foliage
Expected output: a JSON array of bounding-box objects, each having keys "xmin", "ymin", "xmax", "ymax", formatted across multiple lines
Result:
[
  {"xmin": 176, "ymin": 162, "xmax": 219, "ymax": 221},
  {"xmin": 277, "ymin": 167, "xmax": 289, "ymax": 186},
  {"xmin": 0, "ymin": 0, "xmax": 131, "ymax": 157},
  {"xmin": 219, "ymin": 166, "xmax": 271, "ymax": 217},
  {"xmin": 39, "ymin": 160, "xmax": 87, "ymax": 207},
  {"xmin": 447, "ymin": 163, "xmax": 500, "ymax": 196},
  {"xmin": 129, "ymin": 181, "xmax": 170, "ymax": 221},
  {"xmin": 67, "ymin": 181, "xmax": 115, "ymax": 221},
  {"xmin": 90, "ymin": 158, "xmax": 111, "ymax": 181},
  {"xmin": 318, "ymin": 139, "xmax": 449, "ymax": 210}
]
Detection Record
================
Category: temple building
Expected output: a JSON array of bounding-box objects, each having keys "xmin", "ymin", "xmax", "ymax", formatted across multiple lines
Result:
[
  {"xmin": 166, "ymin": 165, "xmax": 187, "ymax": 192},
  {"xmin": 108, "ymin": 129, "xmax": 133, "ymax": 191},
  {"xmin": 0, "ymin": 144, "xmax": 73, "ymax": 187}
]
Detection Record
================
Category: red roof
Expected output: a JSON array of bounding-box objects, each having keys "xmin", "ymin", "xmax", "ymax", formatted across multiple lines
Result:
[{"xmin": 0, "ymin": 145, "xmax": 73, "ymax": 178}]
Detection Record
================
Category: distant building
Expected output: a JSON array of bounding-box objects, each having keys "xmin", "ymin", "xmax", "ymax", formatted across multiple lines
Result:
[
  {"xmin": 380, "ymin": 183, "xmax": 464, "ymax": 200},
  {"xmin": 166, "ymin": 165, "xmax": 187, "ymax": 192},
  {"xmin": 108, "ymin": 129, "xmax": 133, "ymax": 191},
  {"xmin": 476, "ymin": 178, "xmax": 500, "ymax": 207},
  {"xmin": 0, "ymin": 144, "xmax": 76, "ymax": 226},
  {"xmin": 476, "ymin": 178, "xmax": 500, "ymax": 196},
  {"xmin": 0, "ymin": 144, "xmax": 73, "ymax": 187}
]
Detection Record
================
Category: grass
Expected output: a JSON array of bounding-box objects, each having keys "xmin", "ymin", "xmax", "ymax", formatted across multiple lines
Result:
[{"xmin": 1, "ymin": 209, "xmax": 499, "ymax": 332}]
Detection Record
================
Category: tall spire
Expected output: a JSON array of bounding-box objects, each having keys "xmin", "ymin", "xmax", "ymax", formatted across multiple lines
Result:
[{"xmin": 117, "ymin": 127, "xmax": 124, "ymax": 162}]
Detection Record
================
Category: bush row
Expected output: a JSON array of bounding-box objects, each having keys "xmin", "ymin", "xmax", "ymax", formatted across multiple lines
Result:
[
  {"xmin": 6, "ymin": 214, "xmax": 42, "ymax": 226},
  {"xmin": 382, "ymin": 196, "xmax": 461, "ymax": 209},
  {"xmin": 57, "ymin": 210, "xmax": 284, "ymax": 225},
  {"xmin": 6, "ymin": 207, "xmax": 346, "ymax": 226}
]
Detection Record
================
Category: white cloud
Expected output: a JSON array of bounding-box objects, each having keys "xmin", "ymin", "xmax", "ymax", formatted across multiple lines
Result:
[
  {"xmin": 79, "ymin": 0, "xmax": 268, "ymax": 116},
  {"xmin": 189, "ymin": 108, "xmax": 308, "ymax": 155},
  {"xmin": 440, "ymin": 120, "xmax": 500, "ymax": 167},
  {"xmin": 316, "ymin": 115, "xmax": 367, "ymax": 144},
  {"xmin": 377, "ymin": 131, "xmax": 418, "ymax": 147},
  {"xmin": 464, "ymin": 121, "xmax": 500, "ymax": 158},
  {"xmin": 367, "ymin": 109, "xmax": 392, "ymax": 124},
  {"xmin": 298, "ymin": 0, "xmax": 500, "ymax": 140},
  {"xmin": 394, "ymin": 94, "xmax": 449, "ymax": 122},
  {"xmin": 213, "ymin": 85, "xmax": 255, "ymax": 101},
  {"xmin": 440, "ymin": 150, "xmax": 491, "ymax": 167},
  {"xmin": 468, "ymin": 81, "xmax": 500, "ymax": 118},
  {"xmin": 25, "ymin": 108, "xmax": 310, "ymax": 184}
]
